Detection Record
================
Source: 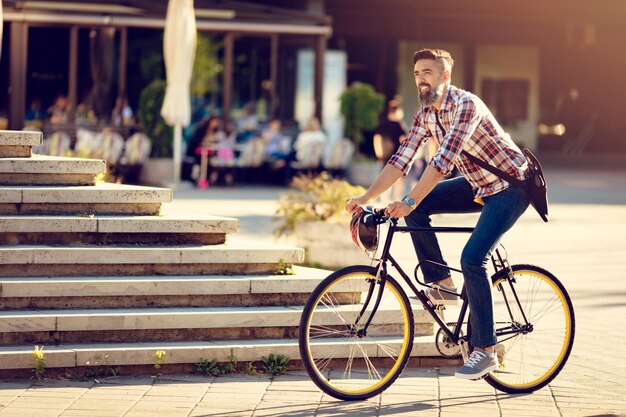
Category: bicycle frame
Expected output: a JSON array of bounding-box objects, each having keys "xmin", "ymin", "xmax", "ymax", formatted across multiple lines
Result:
[{"xmin": 364, "ymin": 217, "xmax": 524, "ymax": 346}]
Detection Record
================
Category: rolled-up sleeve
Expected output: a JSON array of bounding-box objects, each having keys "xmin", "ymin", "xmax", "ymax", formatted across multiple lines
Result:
[
  {"xmin": 429, "ymin": 98, "xmax": 481, "ymax": 176},
  {"xmin": 388, "ymin": 110, "xmax": 430, "ymax": 175}
]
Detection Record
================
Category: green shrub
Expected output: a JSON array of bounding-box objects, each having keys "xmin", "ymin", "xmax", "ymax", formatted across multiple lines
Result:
[
  {"xmin": 196, "ymin": 358, "xmax": 222, "ymax": 377},
  {"xmin": 340, "ymin": 82, "xmax": 385, "ymax": 148},
  {"xmin": 32, "ymin": 345, "xmax": 46, "ymax": 380},
  {"xmin": 243, "ymin": 362, "xmax": 258, "ymax": 375},
  {"xmin": 221, "ymin": 355, "xmax": 237, "ymax": 374},
  {"xmin": 261, "ymin": 353, "xmax": 289, "ymax": 376},
  {"xmin": 137, "ymin": 80, "xmax": 173, "ymax": 158},
  {"xmin": 154, "ymin": 350, "xmax": 166, "ymax": 369},
  {"xmin": 274, "ymin": 172, "xmax": 366, "ymax": 238},
  {"xmin": 275, "ymin": 259, "xmax": 295, "ymax": 275}
]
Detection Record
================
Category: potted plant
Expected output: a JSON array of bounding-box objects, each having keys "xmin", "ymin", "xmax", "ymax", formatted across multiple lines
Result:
[
  {"xmin": 274, "ymin": 172, "xmax": 371, "ymax": 268},
  {"xmin": 137, "ymin": 79, "xmax": 174, "ymax": 185},
  {"xmin": 339, "ymin": 82, "xmax": 385, "ymax": 151},
  {"xmin": 339, "ymin": 82, "xmax": 385, "ymax": 186}
]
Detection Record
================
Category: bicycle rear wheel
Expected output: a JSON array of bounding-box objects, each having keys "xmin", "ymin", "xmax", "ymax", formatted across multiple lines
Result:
[
  {"xmin": 298, "ymin": 265, "xmax": 414, "ymax": 401},
  {"xmin": 485, "ymin": 264, "xmax": 575, "ymax": 393}
]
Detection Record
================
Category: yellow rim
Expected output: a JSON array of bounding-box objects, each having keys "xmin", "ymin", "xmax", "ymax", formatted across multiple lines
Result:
[
  {"xmin": 492, "ymin": 269, "xmax": 572, "ymax": 389},
  {"xmin": 305, "ymin": 271, "xmax": 411, "ymax": 396}
]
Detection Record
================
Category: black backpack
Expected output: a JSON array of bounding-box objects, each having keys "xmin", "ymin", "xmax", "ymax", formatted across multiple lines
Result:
[{"xmin": 462, "ymin": 148, "xmax": 549, "ymax": 222}]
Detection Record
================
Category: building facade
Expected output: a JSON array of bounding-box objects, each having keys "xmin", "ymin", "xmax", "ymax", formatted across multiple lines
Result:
[{"xmin": 2, "ymin": 0, "xmax": 625, "ymax": 155}]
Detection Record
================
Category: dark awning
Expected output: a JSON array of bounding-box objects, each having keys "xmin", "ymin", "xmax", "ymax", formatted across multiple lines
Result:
[{"xmin": 3, "ymin": 0, "xmax": 333, "ymax": 36}]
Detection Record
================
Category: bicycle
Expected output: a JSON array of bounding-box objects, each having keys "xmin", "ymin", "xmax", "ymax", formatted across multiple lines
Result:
[{"xmin": 298, "ymin": 208, "xmax": 575, "ymax": 401}]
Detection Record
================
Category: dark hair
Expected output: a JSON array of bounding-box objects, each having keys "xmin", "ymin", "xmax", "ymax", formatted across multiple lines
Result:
[
  {"xmin": 387, "ymin": 99, "xmax": 400, "ymax": 114},
  {"xmin": 412, "ymin": 48, "xmax": 454, "ymax": 72}
]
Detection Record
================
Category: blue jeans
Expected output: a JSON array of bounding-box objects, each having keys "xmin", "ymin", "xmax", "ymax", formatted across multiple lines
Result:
[{"xmin": 405, "ymin": 177, "xmax": 530, "ymax": 348}]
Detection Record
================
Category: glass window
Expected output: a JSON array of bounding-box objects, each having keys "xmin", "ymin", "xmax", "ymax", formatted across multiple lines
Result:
[{"xmin": 481, "ymin": 78, "xmax": 529, "ymax": 125}]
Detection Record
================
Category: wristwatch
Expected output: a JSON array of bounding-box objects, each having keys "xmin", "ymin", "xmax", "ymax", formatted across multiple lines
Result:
[{"xmin": 402, "ymin": 196, "xmax": 417, "ymax": 210}]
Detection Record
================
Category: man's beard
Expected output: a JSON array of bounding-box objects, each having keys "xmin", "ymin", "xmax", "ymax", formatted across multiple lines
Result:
[{"xmin": 418, "ymin": 83, "xmax": 442, "ymax": 107}]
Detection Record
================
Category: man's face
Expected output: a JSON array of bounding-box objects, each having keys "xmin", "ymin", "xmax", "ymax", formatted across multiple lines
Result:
[{"xmin": 414, "ymin": 59, "xmax": 449, "ymax": 107}]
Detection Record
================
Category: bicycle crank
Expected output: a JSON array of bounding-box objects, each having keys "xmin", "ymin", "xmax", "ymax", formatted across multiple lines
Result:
[{"xmin": 435, "ymin": 323, "xmax": 465, "ymax": 358}]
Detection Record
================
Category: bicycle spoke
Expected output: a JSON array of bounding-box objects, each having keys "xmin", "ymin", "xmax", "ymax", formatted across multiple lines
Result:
[
  {"xmin": 358, "ymin": 343, "xmax": 382, "ymax": 381},
  {"xmin": 378, "ymin": 342, "xmax": 400, "ymax": 359},
  {"xmin": 487, "ymin": 267, "xmax": 574, "ymax": 393},
  {"xmin": 320, "ymin": 293, "xmax": 350, "ymax": 327},
  {"xmin": 343, "ymin": 342, "xmax": 357, "ymax": 380},
  {"xmin": 310, "ymin": 324, "xmax": 351, "ymax": 338},
  {"xmin": 300, "ymin": 269, "xmax": 414, "ymax": 400}
]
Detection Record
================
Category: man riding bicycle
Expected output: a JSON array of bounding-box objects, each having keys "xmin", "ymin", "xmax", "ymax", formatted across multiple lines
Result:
[{"xmin": 346, "ymin": 48, "xmax": 531, "ymax": 380}]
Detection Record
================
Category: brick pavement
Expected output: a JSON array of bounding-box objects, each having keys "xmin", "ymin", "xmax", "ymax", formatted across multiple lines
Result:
[
  {"xmin": 1, "ymin": 166, "xmax": 626, "ymax": 416},
  {"xmin": 0, "ymin": 368, "xmax": 624, "ymax": 417}
]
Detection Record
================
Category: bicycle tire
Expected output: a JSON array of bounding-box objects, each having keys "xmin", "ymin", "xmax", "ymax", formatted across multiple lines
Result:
[
  {"xmin": 298, "ymin": 265, "xmax": 415, "ymax": 401},
  {"xmin": 484, "ymin": 264, "xmax": 575, "ymax": 393}
]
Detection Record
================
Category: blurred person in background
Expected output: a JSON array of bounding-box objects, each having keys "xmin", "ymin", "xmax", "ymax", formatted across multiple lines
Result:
[
  {"xmin": 235, "ymin": 101, "xmax": 260, "ymax": 144},
  {"xmin": 373, "ymin": 99, "xmax": 407, "ymax": 202},
  {"xmin": 262, "ymin": 119, "xmax": 293, "ymax": 168},
  {"xmin": 25, "ymin": 99, "xmax": 45, "ymax": 128},
  {"xmin": 293, "ymin": 116, "xmax": 327, "ymax": 164},
  {"xmin": 48, "ymin": 94, "xmax": 70, "ymax": 124}
]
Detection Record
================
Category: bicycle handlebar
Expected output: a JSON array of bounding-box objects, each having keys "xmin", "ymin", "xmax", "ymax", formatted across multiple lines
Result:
[{"xmin": 367, "ymin": 207, "xmax": 395, "ymax": 225}]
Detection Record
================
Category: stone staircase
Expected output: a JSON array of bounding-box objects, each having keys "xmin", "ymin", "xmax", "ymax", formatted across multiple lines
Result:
[{"xmin": 0, "ymin": 130, "xmax": 449, "ymax": 376}]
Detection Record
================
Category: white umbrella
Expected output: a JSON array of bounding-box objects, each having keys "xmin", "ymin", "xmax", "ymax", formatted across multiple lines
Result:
[{"xmin": 160, "ymin": 0, "xmax": 197, "ymax": 185}]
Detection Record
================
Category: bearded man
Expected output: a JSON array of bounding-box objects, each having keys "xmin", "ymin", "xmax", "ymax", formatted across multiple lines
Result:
[{"xmin": 346, "ymin": 48, "xmax": 531, "ymax": 380}]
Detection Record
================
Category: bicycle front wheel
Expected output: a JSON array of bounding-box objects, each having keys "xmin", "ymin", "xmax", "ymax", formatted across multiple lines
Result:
[
  {"xmin": 298, "ymin": 265, "xmax": 414, "ymax": 401},
  {"xmin": 485, "ymin": 264, "xmax": 575, "ymax": 393}
]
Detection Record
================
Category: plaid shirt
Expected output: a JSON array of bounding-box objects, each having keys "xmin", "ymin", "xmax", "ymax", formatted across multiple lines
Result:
[{"xmin": 388, "ymin": 85, "xmax": 528, "ymax": 199}]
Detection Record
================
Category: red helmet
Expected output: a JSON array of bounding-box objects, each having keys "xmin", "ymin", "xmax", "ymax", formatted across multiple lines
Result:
[{"xmin": 350, "ymin": 205, "xmax": 379, "ymax": 254}]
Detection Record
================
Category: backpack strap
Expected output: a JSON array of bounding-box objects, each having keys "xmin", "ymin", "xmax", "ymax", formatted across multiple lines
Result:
[
  {"xmin": 433, "ymin": 110, "xmax": 523, "ymax": 186},
  {"xmin": 461, "ymin": 150, "xmax": 524, "ymax": 186}
]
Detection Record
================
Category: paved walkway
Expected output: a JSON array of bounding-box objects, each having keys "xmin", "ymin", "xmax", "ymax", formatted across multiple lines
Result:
[
  {"xmin": 0, "ymin": 368, "xmax": 623, "ymax": 417},
  {"xmin": 1, "ymin": 165, "xmax": 625, "ymax": 416}
]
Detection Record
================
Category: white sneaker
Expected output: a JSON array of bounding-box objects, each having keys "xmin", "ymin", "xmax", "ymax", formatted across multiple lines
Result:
[
  {"xmin": 455, "ymin": 348, "xmax": 499, "ymax": 380},
  {"xmin": 425, "ymin": 283, "xmax": 459, "ymax": 305}
]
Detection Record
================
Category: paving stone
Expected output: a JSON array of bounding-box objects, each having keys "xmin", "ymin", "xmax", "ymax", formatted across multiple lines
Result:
[
  {"xmin": 59, "ymin": 411, "xmax": 127, "ymax": 417},
  {"xmin": 189, "ymin": 408, "xmax": 253, "ymax": 417},
  {"xmin": 252, "ymin": 404, "xmax": 318, "ymax": 416},
  {"xmin": 316, "ymin": 402, "xmax": 379, "ymax": 416},
  {"xmin": 0, "ymin": 410, "xmax": 62, "ymax": 417},
  {"xmin": 64, "ymin": 404, "xmax": 133, "ymax": 413},
  {"xmin": 259, "ymin": 391, "xmax": 321, "ymax": 403},
  {"xmin": 127, "ymin": 403, "xmax": 195, "ymax": 412},
  {"xmin": 156, "ymin": 374, "xmax": 212, "ymax": 384},
  {"xmin": 18, "ymin": 390, "xmax": 83, "ymax": 399},
  {"xmin": 379, "ymin": 410, "xmax": 438, "ymax": 417},
  {"xmin": 0, "ymin": 399, "xmax": 70, "ymax": 409}
]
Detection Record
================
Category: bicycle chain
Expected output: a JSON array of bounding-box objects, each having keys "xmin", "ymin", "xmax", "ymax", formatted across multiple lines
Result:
[{"xmin": 435, "ymin": 323, "xmax": 464, "ymax": 358}]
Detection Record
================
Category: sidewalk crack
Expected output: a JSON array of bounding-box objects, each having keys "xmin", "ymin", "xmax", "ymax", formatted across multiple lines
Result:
[{"xmin": 548, "ymin": 383, "xmax": 564, "ymax": 417}]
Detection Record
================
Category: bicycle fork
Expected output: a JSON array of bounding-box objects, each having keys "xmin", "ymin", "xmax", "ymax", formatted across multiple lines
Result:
[{"xmin": 350, "ymin": 262, "xmax": 388, "ymax": 338}]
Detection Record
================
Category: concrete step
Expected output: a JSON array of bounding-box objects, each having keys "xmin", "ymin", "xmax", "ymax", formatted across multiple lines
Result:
[
  {"xmin": 0, "ymin": 130, "xmax": 42, "ymax": 158},
  {"xmin": 0, "ymin": 266, "xmax": 325, "ymax": 309},
  {"xmin": 0, "ymin": 336, "xmax": 450, "ymax": 371},
  {"xmin": 0, "ymin": 305, "xmax": 434, "ymax": 332},
  {"xmin": 0, "ymin": 155, "xmax": 106, "ymax": 185},
  {"xmin": 0, "ymin": 130, "xmax": 43, "ymax": 146},
  {"xmin": 0, "ymin": 213, "xmax": 239, "ymax": 245},
  {"xmin": 0, "ymin": 304, "xmax": 435, "ymax": 345},
  {"xmin": 0, "ymin": 183, "xmax": 171, "ymax": 215},
  {"xmin": 0, "ymin": 239, "xmax": 305, "ymax": 277}
]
